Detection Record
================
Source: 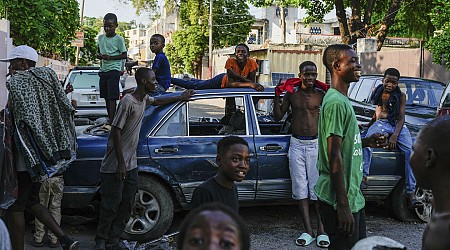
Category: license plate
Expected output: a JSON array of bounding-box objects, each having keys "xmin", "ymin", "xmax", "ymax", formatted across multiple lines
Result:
[{"xmin": 87, "ymin": 94, "xmax": 99, "ymax": 101}]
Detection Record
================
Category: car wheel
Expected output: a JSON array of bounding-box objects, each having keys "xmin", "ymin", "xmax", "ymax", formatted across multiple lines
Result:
[
  {"xmin": 123, "ymin": 175, "xmax": 174, "ymax": 242},
  {"xmin": 389, "ymin": 180, "xmax": 419, "ymax": 222},
  {"xmin": 414, "ymin": 188, "xmax": 433, "ymax": 223}
]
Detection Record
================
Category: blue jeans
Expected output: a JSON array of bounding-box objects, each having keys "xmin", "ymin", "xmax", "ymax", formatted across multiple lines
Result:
[
  {"xmin": 171, "ymin": 73, "xmax": 225, "ymax": 90},
  {"xmin": 362, "ymin": 119, "xmax": 416, "ymax": 194}
]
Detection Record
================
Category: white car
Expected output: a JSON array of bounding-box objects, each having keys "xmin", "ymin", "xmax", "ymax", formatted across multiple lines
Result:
[{"xmin": 64, "ymin": 66, "xmax": 122, "ymax": 119}]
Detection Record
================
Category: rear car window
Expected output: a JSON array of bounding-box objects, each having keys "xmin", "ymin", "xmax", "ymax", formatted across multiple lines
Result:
[
  {"xmin": 399, "ymin": 80, "xmax": 444, "ymax": 108},
  {"xmin": 69, "ymin": 72, "xmax": 100, "ymax": 89}
]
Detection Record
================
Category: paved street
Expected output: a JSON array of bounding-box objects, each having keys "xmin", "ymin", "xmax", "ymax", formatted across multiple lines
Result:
[{"xmin": 23, "ymin": 202, "xmax": 425, "ymax": 249}]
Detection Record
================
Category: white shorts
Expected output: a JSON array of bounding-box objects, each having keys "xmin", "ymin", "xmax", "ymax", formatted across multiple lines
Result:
[{"xmin": 288, "ymin": 136, "xmax": 319, "ymax": 200}]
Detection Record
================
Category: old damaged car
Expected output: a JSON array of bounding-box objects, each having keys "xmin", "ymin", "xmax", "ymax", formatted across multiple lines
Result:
[{"xmin": 62, "ymin": 87, "xmax": 429, "ymax": 242}]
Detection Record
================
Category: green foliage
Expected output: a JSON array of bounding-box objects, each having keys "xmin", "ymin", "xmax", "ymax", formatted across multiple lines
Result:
[
  {"xmin": 167, "ymin": 0, "xmax": 253, "ymax": 74},
  {"xmin": 0, "ymin": 0, "xmax": 79, "ymax": 58},
  {"xmin": 427, "ymin": 0, "xmax": 450, "ymax": 69}
]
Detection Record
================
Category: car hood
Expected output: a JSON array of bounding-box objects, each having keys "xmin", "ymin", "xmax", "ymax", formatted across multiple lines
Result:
[{"xmin": 405, "ymin": 105, "xmax": 436, "ymax": 136}]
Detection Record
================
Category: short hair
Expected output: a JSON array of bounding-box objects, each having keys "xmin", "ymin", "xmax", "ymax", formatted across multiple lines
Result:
[
  {"xmin": 135, "ymin": 67, "xmax": 153, "ymax": 85},
  {"xmin": 299, "ymin": 61, "xmax": 317, "ymax": 73},
  {"xmin": 384, "ymin": 68, "xmax": 400, "ymax": 79},
  {"xmin": 419, "ymin": 115, "xmax": 450, "ymax": 154},
  {"xmin": 322, "ymin": 44, "xmax": 353, "ymax": 73},
  {"xmin": 177, "ymin": 202, "xmax": 250, "ymax": 250},
  {"xmin": 103, "ymin": 13, "xmax": 118, "ymax": 24},
  {"xmin": 217, "ymin": 136, "xmax": 249, "ymax": 157},
  {"xmin": 235, "ymin": 43, "xmax": 250, "ymax": 54},
  {"xmin": 151, "ymin": 34, "xmax": 165, "ymax": 44}
]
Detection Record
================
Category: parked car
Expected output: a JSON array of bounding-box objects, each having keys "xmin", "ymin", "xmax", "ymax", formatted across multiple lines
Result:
[
  {"xmin": 348, "ymin": 75, "xmax": 444, "ymax": 223},
  {"xmin": 436, "ymin": 80, "xmax": 450, "ymax": 117},
  {"xmin": 64, "ymin": 66, "xmax": 123, "ymax": 121},
  {"xmin": 62, "ymin": 87, "xmax": 432, "ymax": 242}
]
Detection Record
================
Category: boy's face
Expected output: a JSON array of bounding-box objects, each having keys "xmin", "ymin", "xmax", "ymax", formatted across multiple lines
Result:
[
  {"xmin": 410, "ymin": 132, "xmax": 432, "ymax": 189},
  {"xmin": 235, "ymin": 46, "xmax": 248, "ymax": 63},
  {"xmin": 382, "ymin": 74, "xmax": 399, "ymax": 93},
  {"xmin": 150, "ymin": 37, "xmax": 165, "ymax": 54},
  {"xmin": 336, "ymin": 49, "xmax": 361, "ymax": 83},
  {"xmin": 103, "ymin": 19, "xmax": 117, "ymax": 37},
  {"xmin": 143, "ymin": 71, "xmax": 157, "ymax": 93},
  {"xmin": 182, "ymin": 210, "xmax": 240, "ymax": 250},
  {"xmin": 217, "ymin": 143, "xmax": 250, "ymax": 183},
  {"xmin": 299, "ymin": 65, "xmax": 318, "ymax": 89}
]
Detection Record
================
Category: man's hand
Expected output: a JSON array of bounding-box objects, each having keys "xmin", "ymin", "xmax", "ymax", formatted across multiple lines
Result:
[
  {"xmin": 96, "ymin": 53, "xmax": 103, "ymax": 60},
  {"xmin": 388, "ymin": 133, "xmax": 398, "ymax": 150},
  {"xmin": 364, "ymin": 133, "xmax": 389, "ymax": 148},
  {"xmin": 180, "ymin": 89, "xmax": 194, "ymax": 100},
  {"xmin": 337, "ymin": 205, "xmax": 355, "ymax": 236},
  {"xmin": 252, "ymin": 83, "xmax": 265, "ymax": 92},
  {"xmin": 116, "ymin": 164, "xmax": 127, "ymax": 181},
  {"xmin": 65, "ymin": 84, "xmax": 74, "ymax": 94}
]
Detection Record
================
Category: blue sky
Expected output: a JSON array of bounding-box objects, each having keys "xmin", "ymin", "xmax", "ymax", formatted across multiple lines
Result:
[{"xmin": 77, "ymin": 0, "xmax": 151, "ymax": 24}]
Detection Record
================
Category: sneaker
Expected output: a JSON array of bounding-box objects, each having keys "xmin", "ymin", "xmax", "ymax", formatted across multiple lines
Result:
[
  {"xmin": 49, "ymin": 241, "xmax": 59, "ymax": 248},
  {"xmin": 31, "ymin": 239, "xmax": 44, "ymax": 247},
  {"xmin": 61, "ymin": 240, "xmax": 80, "ymax": 250}
]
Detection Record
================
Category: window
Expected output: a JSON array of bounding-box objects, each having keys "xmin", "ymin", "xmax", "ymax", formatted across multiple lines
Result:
[
  {"xmin": 309, "ymin": 27, "xmax": 322, "ymax": 34},
  {"xmin": 155, "ymin": 104, "xmax": 187, "ymax": 136},
  {"xmin": 156, "ymin": 97, "xmax": 246, "ymax": 137},
  {"xmin": 188, "ymin": 97, "xmax": 246, "ymax": 136},
  {"xmin": 253, "ymin": 97, "xmax": 289, "ymax": 135},
  {"xmin": 354, "ymin": 79, "xmax": 377, "ymax": 102},
  {"xmin": 69, "ymin": 72, "xmax": 100, "ymax": 90}
]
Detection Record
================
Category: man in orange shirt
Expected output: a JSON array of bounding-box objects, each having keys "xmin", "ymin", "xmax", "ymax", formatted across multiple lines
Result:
[{"xmin": 171, "ymin": 43, "xmax": 264, "ymax": 91}]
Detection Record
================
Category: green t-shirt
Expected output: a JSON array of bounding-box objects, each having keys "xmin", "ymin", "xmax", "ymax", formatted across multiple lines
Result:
[
  {"xmin": 97, "ymin": 34, "xmax": 127, "ymax": 72},
  {"xmin": 314, "ymin": 88, "xmax": 365, "ymax": 213}
]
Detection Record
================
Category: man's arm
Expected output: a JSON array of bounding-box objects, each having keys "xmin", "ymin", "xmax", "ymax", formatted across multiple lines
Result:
[
  {"xmin": 328, "ymin": 135, "xmax": 355, "ymax": 236},
  {"xmin": 98, "ymin": 51, "xmax": 128, "ymax": 61},
  {"xmin": 152, "ymin": 89, "xmax": 194, "ymax": 106},
  {"xmin": 389, "ymin": 93, "xmax": 407, "ymax": 149},
  {"xmin": 273, "ymin": 93, "xmax": 291, "ymax": 121},
  {"xmin": 227, "ymin": 81, "xmax": 264, "ymax": 91},
  {"xmin": 227, "ymin": 69, "xmax": 253, "ymax": 83},
  {"xmin": 111, "ymin": 126, "xmax": 126, "ymax": 181}
]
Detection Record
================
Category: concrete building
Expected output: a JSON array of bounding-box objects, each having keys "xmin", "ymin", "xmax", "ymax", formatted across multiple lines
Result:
[{"xmin": 125, "ymin": 27, "xmax": 147, "ymax": 61}]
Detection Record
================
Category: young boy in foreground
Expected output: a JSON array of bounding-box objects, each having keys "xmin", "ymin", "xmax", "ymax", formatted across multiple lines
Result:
[
  {"xmin": 410, "ymin": 116, "xmax": 450, "ymax": 250},
  {"xmin": 190, "ymin": 136, "xmax": 250, "ymax": 213},
  {"xmin": 94, "ymin": 68, "xmax": 192, "ymax": 250}
]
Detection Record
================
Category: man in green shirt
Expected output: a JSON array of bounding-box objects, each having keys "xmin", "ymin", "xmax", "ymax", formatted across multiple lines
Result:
[{"xmin": 315, "ymin": 44, "xmax": 388, "ymax": 249}]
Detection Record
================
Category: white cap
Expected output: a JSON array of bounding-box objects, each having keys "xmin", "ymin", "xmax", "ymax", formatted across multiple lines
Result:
[{"xmin": 0, "ymin": 45, "xmax": 39, "ymax": 63}]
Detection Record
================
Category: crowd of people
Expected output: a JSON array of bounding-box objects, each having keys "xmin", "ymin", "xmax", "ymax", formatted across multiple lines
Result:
[{"xmin": 0, "ymin": 11, "xmax": 445, "ymax": 250}]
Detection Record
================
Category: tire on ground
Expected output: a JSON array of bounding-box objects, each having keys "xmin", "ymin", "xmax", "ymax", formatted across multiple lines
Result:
[
  {"xmin": 123, "ymin": 175, "xmax": 174, "ymax": 242},
  {"xmin": 389, "ymin": 179, "xmax": 420, "ymax": 222}
]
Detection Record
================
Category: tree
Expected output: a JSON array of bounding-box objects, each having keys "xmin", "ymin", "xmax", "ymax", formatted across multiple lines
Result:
[
  {"xmin": 0, "ymin": 0, "xmax": 79, "ymax": 58},
  {"xmin": 427, "ymin": 0, "xmax": 450, "ymax": 69},
  {"xmin": 166, "ymin": 0, "xmax": 253, "ymax": 75}
]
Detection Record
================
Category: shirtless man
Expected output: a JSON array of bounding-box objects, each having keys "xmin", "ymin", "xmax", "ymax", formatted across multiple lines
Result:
[
  {"xmin": 273, "ymin": 61, "xmax": 329, "ymax": 248},
  {"xmin": 410, "ymin": 116, "xmax": 450, "ymax": 250},
  {"xmin": 362, "ymin": 68, "xmax": 419, "ymax": 209}
]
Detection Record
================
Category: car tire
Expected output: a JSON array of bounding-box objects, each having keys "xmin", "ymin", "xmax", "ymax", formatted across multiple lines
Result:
[
  {"xmin": 123, "ymin": 175, "xmax": 174, "ymax": 242},
  {"xmin": 414, "ymin": 188, "xmax": 433, "ymax": 223},
  {"xmin": 389, "ymin": 179, "xmax": 420, "ymax": 222}
]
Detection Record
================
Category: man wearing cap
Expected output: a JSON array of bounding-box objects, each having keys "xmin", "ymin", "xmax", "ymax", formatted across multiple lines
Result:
[{"xmin": 0, "ymin": 45, "xmax": 79, "ymax": 250}]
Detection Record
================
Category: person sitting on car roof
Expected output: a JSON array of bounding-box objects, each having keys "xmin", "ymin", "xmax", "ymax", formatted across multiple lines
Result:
[
  {"xmin": 170, "ymin": 43, "xmax": 264, "ymax": 91},
  {"xmin": 361, "ymin": 68, "xmax": 421, "ymax": 209}
]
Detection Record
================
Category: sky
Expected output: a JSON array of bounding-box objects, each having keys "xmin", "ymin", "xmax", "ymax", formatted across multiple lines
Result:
[{"xmin": 77, "ymin": 0, "xmax": 151, "ymax": 24}]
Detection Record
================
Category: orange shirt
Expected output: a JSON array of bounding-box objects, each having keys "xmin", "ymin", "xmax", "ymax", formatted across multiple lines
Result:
[{"xmin": 221, "ymin": 58, "xmax": 258, "ymax": 88}]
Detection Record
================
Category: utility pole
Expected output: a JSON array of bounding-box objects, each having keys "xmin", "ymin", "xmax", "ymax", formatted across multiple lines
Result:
[
  {"xmin": 208, "ymin": 0, "xmax": 213, "ymax": 78},
  {"xmin": 75, "ymin": 0, "xmax": 85, "ymax": 66}
]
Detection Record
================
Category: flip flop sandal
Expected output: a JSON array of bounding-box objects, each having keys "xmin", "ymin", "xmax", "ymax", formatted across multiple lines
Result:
[
  {"xmin": 295, "ymin": 232, "xmax": 316, "ymax": 246},
  {"xmin": 316, "ymin": 234, "xmax": 330, "ymax": 248}
]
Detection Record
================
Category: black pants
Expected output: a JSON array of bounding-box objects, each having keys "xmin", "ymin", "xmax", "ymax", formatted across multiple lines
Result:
[
  {"xmin": 95, "ymin": 168, "xmax": 138, "ymax": 242},
  {"xmin": 318, "ymin": 200, "xmax": 366, "ymax": 250}
]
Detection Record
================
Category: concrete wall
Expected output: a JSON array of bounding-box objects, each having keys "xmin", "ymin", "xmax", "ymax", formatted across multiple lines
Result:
[
  {"xmin": 360, "ymin": 48, "xmax": 450, "ymax": 83},
  {"xmin": 0, "ymin": 19, "xmax": 12, "ymax": 109}
]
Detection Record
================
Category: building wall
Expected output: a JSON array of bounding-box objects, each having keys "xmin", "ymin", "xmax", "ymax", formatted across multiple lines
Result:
[
  {"xmin": 361, "ymin": 48, "xmax": 450, "ymax": 83},
  {"xmin": 261, "ymin": 6, "xmax": 298, "ymax": 43}
]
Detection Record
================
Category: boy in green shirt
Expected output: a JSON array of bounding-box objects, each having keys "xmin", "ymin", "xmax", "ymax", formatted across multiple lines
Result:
[{"xmin": 316, "ymin": 44, "xmax": 387, "ymax": 249}]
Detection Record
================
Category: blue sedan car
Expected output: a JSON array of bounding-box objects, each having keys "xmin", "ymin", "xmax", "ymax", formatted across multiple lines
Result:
[{"xmin": 62, "ymin": 87, "xmax": 428, "ymax": 242}]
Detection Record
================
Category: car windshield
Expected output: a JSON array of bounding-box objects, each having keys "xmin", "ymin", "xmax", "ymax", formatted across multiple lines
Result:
[
  {"xmin": 69, "ymin": 72, "xmax": 100, "ymax": 89},
  {"xmin": 398, "ymin": 80, "xmax": 444, "ymax": 109}
]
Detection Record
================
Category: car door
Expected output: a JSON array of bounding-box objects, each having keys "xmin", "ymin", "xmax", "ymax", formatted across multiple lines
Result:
[
  {"xmin": 248, "ymin": 94, "xmax": 291, "ymax": 200},
  {"xmin": 147, "ymin": 94, "xmax": 257, "ymax": 203}
]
